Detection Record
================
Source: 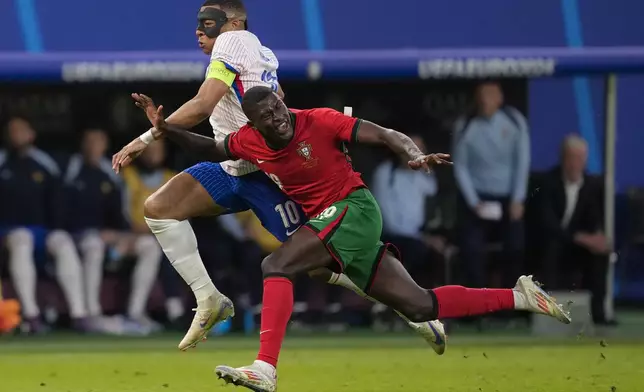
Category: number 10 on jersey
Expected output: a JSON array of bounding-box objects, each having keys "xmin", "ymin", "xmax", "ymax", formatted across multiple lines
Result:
[{"xmin": 269, "ymin": 172, "xmax": 300, "ymax": 229}]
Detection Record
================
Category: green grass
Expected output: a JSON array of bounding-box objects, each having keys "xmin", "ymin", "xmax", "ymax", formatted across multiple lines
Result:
[{"xmin": 0, "ymin": 334, "xmax": 641, "ymax": 392}]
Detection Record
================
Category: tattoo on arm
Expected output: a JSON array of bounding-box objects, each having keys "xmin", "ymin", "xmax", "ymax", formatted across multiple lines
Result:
[{"xmin": 385, "ymin": 131, "xmax": 424, "ymax": 161}]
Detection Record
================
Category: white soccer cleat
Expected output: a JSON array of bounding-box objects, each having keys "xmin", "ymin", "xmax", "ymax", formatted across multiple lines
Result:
[
  {"xmin": 514, "ymin": 275, "xmax": 572, "ymax": 324},
  {"xmin": 216, "ymin": 361, "xmax": 277, "ymax": 392},
  {"xmin": 407, "ymin": 319, "xmax": 447, "ymax": 355},
  {"xmin": 178, "ymin": 293, "xmax": 235, "ymax": 351}
]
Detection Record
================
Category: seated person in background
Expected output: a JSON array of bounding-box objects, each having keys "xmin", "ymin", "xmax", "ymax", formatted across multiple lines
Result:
[
  {"xmin": 117, "ymin": 139, "xmax": 175, "ymax": 330},
  {"xmin": 372, "ymin": 134, "xmax": 447, "ymax": 289},
  {"xmin": 539, "ymin": 134, "xmax": 610, "ymax": 325},
  {"xmin": 65, "ymin": 128, "xmax": 170, "ymax": 333},
  {"xmin": 0, "ymin": 117, "xmax": 90, "ymax": 333}
]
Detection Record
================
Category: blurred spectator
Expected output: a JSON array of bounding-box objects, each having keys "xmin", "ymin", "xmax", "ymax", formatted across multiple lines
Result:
[
  {"xmin": 452, "ymin": 82, "xmax": 530, "ymax": 289},
  {"xmin": 372, "ymin": 135, "xmax": 447, "ymax": 288},
  {"xmin": 119, "ymin": 140, "xmax": 174, "ymax": 330},
  {"xmin": 64, "ymin": 128, "xmax": 127, "ymax": 319},
  {"xmin": 539, "ymin": 135, "xmax": 610, "ymax": 325},
  {"xmin": 0, "ymin": 117, "xmax": 90, "ymax": 332},
  {"xmin": 65, "ymin": 128, "xmax": 176, "ymax": 333}
]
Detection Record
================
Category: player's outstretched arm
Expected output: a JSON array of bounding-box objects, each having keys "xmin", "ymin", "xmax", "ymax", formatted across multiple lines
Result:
[
  {"xmin": 356, "ymin": 120, "xmax": 451, "ymax": 172},
  {"xmin": 164, "ymin": 78, "xmax": 230, "ymax": 129}
]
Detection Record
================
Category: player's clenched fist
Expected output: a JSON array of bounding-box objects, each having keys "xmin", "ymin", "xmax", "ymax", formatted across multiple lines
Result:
[{"xmin": 408, "ymin": 153, "xmax": 451, "ymax": 173}]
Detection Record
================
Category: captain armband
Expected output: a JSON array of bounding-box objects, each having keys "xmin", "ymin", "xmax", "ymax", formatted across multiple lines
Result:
[{"xmin": 206, "ymin": 60, "xmax": 237, "ymax": 86}]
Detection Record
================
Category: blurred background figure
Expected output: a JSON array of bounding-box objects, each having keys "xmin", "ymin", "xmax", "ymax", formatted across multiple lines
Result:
[
  {"xmin": 0, "ymin": 117, "xmax": 90, "ymax": 333},
  {"xmin": 372, "ymin": 134, "xmax": 447, "ymax": 289},
  {"xmin": 117, "ymin": 140, "xmax": 174, "ymax": 333},
  {"xmin": 453, "ymin": 82, "xmax": 530, "ymax": 291},
  {"xmin": 538, "ymin": 135, "xmax": 611, "ymax": 325}
]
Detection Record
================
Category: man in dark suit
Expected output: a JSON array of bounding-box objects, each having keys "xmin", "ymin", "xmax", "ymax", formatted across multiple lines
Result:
[{"xmin": 539, "ymin": 135, "xmax": 610, "ymax": 324}]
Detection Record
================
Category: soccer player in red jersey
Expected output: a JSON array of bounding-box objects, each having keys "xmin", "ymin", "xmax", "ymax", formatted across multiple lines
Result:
[{"xmin": 133, "ymin": 88, "xmax": 571, "ymax": 392}]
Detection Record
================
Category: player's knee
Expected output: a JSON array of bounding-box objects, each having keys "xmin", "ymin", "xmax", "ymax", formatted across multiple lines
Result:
[
  {"xmin": 143, "ymin": 191, "xmax": 168, "ymax": 219},
  {"xmin": 6, "ymin": 228, "xmax": 35, "ymax": 250},
  {"xmin": 261, "ymin": 254, "xmax": 289, "ymax": 278}
]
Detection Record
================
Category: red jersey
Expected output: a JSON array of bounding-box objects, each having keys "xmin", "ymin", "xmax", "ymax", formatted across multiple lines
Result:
[{"xmin": 225, "ymin": 108, "xmax": 366, "ymax": 217}]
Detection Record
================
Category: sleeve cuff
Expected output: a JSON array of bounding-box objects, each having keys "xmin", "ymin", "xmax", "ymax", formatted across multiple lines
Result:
[
  {"xmin": 223, "ymin": 134, "xmax": 233, "ymax": 159},
  {"xmin": 350, "ymin": 119, "xmax": 363, "ymax": 144}
]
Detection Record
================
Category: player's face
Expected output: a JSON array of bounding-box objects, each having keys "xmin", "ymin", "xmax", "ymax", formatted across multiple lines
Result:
[
  {"xmin": 196, "ymin": 27, "xmax": 216, "ymax": 55},
  {"xmin": 6, "ymin": 118, "xmax": 35, "ymax": 150},
  {"xmin": 251, "ymin": 94, "xmax": 293, "ymax": 142}
]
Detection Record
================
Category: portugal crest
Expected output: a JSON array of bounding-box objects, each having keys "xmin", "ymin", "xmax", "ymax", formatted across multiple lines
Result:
[
  {"xmin": 297, "ymin": 141, "xmax": 318, "ymax": 168},
  {"xmin": 297, "ymin": 141, "xmax": 313, "ymax": 160}
]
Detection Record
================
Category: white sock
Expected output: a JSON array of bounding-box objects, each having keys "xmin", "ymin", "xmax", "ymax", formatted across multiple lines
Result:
[
  {"xmin": 254, "ymin": 360, "xmax": 276, "ymax": 376},
  {"xmin": 513, "ymin": 290, "xmax": 528, "ymax": 310},
  {"xmin": 128, "ymin": 235, "xmax": 162, "ymax": 318},
  {"xmin": 328, "ymin": 272, "xmax": 374, "ymax": 301},
  {"xmin": 145, "ymin": 217, "xmax": 219, "ymax": 301},
  {"xmin": 6, "ymin": 229, "xmax": 39, "ymax": 318},
  {"xmin": 47, "ymin": 230, "xmax": 87, "ymax": 318},
  {"xmin": 328, "ymin": 272, "xmax": 414, "ymax": 324},
  {"xmin": 79, "ymin": 232, "xmax": 105, "ymax": 317}
]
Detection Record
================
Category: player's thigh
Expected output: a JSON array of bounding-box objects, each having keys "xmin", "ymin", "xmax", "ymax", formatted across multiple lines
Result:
[
  {"xmin": 305, "ymin": 189, "xmax": 383, "ymax": 290},
  {"xmin": 146, "ymin": 163, "xmax": 237, "ymax": 220},
  {"xmin": 261, "ymin": 227, "xmax": 333, "ymax": 277},
  {"xmin": 236, "ymin": 171, "xmax": 305, "ymax": 242}
]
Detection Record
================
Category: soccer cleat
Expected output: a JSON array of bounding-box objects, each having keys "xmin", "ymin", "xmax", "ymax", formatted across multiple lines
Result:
[
  {"xmin": 407, "ymin": 319, "xmax": 447, "ymax": 355},
  {"xmin": 216, "ymin": 361, "xmax": 277, "ymax": 392},
  {"xmin": 514, "ymin": 275, "xmax": 572, "ymax": 324},
  {"xmin": 178, "ymin": 293, "xmax": 235, "ymax": 351}
]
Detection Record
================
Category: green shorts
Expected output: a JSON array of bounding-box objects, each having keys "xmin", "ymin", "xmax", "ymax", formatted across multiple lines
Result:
[{"xmin": 304, "ymin": 188, "xmax": 390, "ymax": 292}]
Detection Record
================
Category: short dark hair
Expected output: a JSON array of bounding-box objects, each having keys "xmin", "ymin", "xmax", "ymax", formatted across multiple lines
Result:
[
  {"xmin": 202, "ymin": 0, "xmax": 246, "ymax": 15},
  {"xmin": 2, "ymin": 115, "xmax": 32, "ymax": 132},
  {"xmin": 241, "ymin": 86, "xmax": 275, "ymax": 119}
]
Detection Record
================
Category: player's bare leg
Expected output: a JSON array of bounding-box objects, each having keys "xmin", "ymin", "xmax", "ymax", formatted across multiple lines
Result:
[
  {"xmin": 308, "ymin": 268, "xmax": 447, "ymax": 355},
  {"xmin": 144, "ymin": 172, "xmax": 234, "ymax": 350}
]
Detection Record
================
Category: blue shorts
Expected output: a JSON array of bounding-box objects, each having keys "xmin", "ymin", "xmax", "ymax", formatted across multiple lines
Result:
[{"xmin": 184, "ymin": 162, "xmax": 304, "ymax": 242}]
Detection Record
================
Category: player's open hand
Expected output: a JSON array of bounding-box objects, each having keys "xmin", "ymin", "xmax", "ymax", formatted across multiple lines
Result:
[
  {"xmin": 112, "ymin": 138, "xmax": 147, "ymax": 174},
  {"xmin": 131, "ymin": 93, "xmax": 167, "ymax": 131},
  {"xmin": 408, "ymin": 153, "xmax": 452, "ymax": 173}
]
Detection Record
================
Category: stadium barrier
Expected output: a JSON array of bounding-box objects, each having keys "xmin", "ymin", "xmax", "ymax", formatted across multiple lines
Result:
[
  {"xmin": 2, "ymin": 46, "xmax": 644, "ymax": 316},
  {"xmin": 0, "ymin": 46, "xmax": 643, "ymax": 82}
]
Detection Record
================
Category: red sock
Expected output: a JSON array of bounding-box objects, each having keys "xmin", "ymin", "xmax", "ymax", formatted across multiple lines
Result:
[
  {"xmin": 256, "ymin": 277, "xmax": 293, "ymax": 368},
  {"xmin": 432, "ymin": 286, "xmax": 515, "ymax": 319}
]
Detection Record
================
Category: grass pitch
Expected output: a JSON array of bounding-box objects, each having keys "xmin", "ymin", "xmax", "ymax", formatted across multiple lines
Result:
[{"xmin": 1, "ymin": 333, "xmax": 641, "ymax": 392}]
